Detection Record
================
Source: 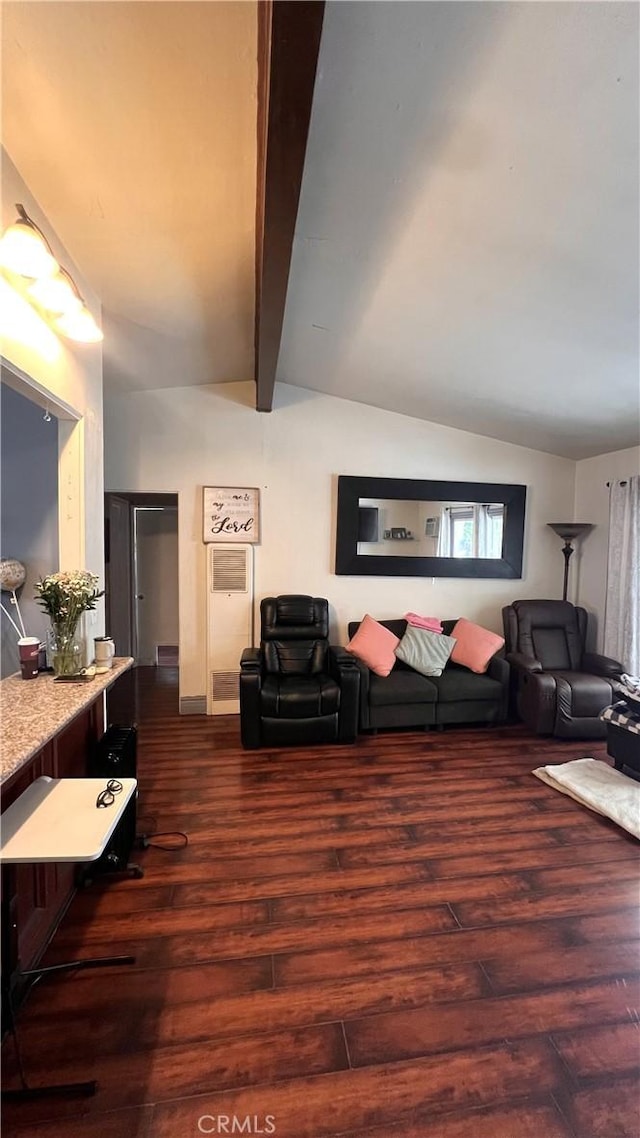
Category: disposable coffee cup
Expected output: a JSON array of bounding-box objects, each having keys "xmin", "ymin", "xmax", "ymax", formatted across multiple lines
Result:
[{"xmin": 18, "ymin": 636, "xmax": 40, "ymax": 680}]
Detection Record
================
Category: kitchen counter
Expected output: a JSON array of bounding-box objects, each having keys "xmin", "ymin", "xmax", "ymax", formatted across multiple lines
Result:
[{"xmin": 0, "ymin": 657, "xmax": 134, "ymax": 787}]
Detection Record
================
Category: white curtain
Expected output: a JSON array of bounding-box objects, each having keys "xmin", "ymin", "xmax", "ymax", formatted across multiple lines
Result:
[
  {"xmin": 474, "ymin": 504, "xmax": 490, "ymax": 558},
  {"xmin": 604, "ymin": 475, "xmax": 639, "ymax": 674},
  {"xmin": 437, "ymin": 508, "xmax": 451, "ymax": 557}
]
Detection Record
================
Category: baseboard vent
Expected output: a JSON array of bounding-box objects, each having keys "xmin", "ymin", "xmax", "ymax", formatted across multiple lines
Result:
[
  {"xmin": 156, "ymin": 644, "xmax": 179, "ymax": 667},
  {"xmin": 179, "ymin": 696, "xmax": 207, "ymax": 716}
]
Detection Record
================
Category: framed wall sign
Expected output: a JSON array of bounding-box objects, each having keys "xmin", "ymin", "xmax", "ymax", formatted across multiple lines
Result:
[{"xmin": 203, "ymin": 486, "xmax": 261, "ymax": 544}]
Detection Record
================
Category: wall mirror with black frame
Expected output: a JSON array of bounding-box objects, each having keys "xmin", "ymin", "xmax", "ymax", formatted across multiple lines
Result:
[{"xmin": 336, "ymin": 476, "xmax": 526, "ymax": 578}]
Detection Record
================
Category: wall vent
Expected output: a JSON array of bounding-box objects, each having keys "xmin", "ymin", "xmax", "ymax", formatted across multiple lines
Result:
[
  {"xmin": 210, "ymin": 671, "xmax": 239, "ymax": 703},
  {"xmin": 206, "ymin": 543, "xmax": 254, "ymax": 715},
  {"xmin": 210, "ymin": 548, "xmax": 249, "ymax": 593}
]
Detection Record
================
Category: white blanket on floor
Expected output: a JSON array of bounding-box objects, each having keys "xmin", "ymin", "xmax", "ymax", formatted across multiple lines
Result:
[{"xmin": 532, "ymin": 758, "xmax": 640, "ymax": 840}]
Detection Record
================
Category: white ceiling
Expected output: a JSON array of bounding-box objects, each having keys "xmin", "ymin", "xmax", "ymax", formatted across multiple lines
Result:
[
  {"xmin": 2, "ymin": 1, "xmax": 257, "ymax": 393},
  {"xmin": 280, "ymin": 1, "xmax": 639, "ymax": 460},
  {"xmin": 2, "ymin": 1, "xmax": 639, "ymax": 459}
]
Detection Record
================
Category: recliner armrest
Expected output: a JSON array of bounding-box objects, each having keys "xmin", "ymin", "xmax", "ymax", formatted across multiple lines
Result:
[
  {"xmin": 507, "ymin": 651, "xmax": 543, "ymax": 674},
  {"xmin": 487, "ymin": 654, "xmax": 509, "ymax": 722},
  {"xmin": 337, "ymin": 653, "xmax": 371, "ymax": 730},
  {"xmin": 519, "ymin": 669, "xmax": 558, "ymax": 734},
  {"xmin": 487, "ymin": 654, "xmax": 509, "ymax": 686},
  {"xmin": 328, "ymin": 645, "xmax": 360, "ymax": 672},
  {"xmin": 239, "ymin": 648, "xmax": 263, "ymax": 749},
  {"xmin": 582, "ymin": 651, "xmax": 623, "ymax": 678},
  {"xmin": 328, "ymin": 647, "xmax": 360, "ymax": 743},
  {"xmin": 327, "ymin": 646, "xmax": 360, "ymax": 698},
  {"xmin": 240, "ymin": 647, "xmax": 262, "ymax": 673},
  {"xmin": 327, "ymin": 650, "xmax": 359, "ymax": 664}
]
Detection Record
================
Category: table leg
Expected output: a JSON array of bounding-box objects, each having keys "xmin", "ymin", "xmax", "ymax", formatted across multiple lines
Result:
[
  {"xmin": 22, "ymin": 953, "xmax": 135, "ymax": 981},
  {"xmin": 2, "ymin": 955, "xmax": 135, "ymax": 1101}
]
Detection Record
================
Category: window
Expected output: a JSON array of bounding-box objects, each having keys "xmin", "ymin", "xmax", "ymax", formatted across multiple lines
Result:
[{"xmin": 446, "ymin": 505, "xmax": 504, "ymax": 559}]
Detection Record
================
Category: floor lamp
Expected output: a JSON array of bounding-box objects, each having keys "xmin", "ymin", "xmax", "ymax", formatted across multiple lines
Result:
[{"xmin": 547, "ymin": 523, "xmax": 594, "ymax": 601}]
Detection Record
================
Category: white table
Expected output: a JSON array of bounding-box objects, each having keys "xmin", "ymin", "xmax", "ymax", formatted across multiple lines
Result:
[
  {"xmin": 1, "ymin": 776, "xmax": 138, "ymax": 1102},
  {"xmin": 0, "ymin": 776, "xmax": 137, "ymax": 863}
]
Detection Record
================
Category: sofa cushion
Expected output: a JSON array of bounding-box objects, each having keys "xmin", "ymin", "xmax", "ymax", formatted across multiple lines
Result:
[
  {"xmin": 430, "ymin": 665, "xmax": 503, "ymax": 703},
  {"xmin": 346, "ymin": 614, "xmax": 399, "ymax": 676},
  {"xmin": 395, "ymin": 624, "xmax": 456, "ymax": 677},
  {"xmin": 450, "ymin": 618, "xmax": 505, "ymax": 674},
  {"xmin": 348, "ymin": 618, "xmax": 407, "ymax": 642},
  {"xmin": 368, "ymin": 669, "xmax": 438, "ymax": 707}
]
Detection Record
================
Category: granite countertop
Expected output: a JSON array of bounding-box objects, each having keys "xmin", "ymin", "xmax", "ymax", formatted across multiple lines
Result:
[{"xmin": 0, "ymin": 657, "xmax": 134, "ymax": 787}]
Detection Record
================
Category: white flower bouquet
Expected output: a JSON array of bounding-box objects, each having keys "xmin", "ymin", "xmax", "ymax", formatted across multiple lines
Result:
[{"xmin": 34, "ymin": 570, "xmax": 104, "ymax": 675}]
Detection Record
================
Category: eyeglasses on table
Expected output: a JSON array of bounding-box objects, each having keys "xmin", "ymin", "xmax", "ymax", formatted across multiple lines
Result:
[{"xmin": 96, "ymin": 779, "xmax": 124, "ymax": 809}]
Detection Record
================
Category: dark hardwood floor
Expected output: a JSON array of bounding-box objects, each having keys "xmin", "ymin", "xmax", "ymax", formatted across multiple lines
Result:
[{"xmin": 2, "ymin": 667, "xmax": 639, "ymax": 1137}]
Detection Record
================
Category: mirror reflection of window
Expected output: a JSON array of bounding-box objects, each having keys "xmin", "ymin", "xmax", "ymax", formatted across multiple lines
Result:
[
  {"xmin": 439, "ymin": 504, "xmax": 504, "ymax": 558},
  {"xmin": 356, "ymin": 497, "xmax": 505, "ymax": 558}
]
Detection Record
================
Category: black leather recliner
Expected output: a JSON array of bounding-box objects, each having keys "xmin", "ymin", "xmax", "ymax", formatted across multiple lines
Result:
[
  {"xmin": 240, "ymin": 595, "xmax": 360, "ymax": 748},
  {"xmin": 502, "ymin": 599, "xmax": 623, "ymax": 738}
]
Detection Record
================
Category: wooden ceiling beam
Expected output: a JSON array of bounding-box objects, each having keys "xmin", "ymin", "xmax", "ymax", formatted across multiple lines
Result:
[{"xmin": 255, "ymin": 0, "xmax": 325, "ymax": 412}]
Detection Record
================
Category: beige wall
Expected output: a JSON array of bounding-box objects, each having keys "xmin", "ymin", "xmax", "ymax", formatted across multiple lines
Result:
[
  {"xmin": 574, "ymin": 445, "xmax": 640, "ymax": 650},
  {"xmin": 104, "ymin": 380, "xmax": 577, "ymax": 701},
  {"xmin": 1, "ymin": 152, "xmax": 105, "ymax": 635}
]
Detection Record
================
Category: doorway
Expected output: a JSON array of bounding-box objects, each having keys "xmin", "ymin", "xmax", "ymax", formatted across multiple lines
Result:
[{"xmin": 104, "ymin": 492, "xmax": 179, "ymax": 666}]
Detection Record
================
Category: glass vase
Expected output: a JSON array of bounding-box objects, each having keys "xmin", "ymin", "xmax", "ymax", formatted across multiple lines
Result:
[{"xmin": 47, "ymin": 628, "xmax": 84, "ymax": 676}]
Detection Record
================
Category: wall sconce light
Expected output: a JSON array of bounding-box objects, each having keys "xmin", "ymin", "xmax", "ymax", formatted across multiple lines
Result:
[
  {"xmin": 547, "ymin": 522, "xmax": 594, "ymax": 601},
  {"xmin": 0, "ymin": 204, "xmax": 58, "ymax": 278},
  {"xmin": 0, "ymin": 203, "xmax": 103, "ymax": 343},
  {"xmin": 28, "ymin": 266, "xmax": 82, "ymax": 316}
]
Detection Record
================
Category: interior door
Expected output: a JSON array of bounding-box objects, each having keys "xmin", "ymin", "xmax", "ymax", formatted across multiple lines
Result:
[
  {"xmin": 105, "ymin": 494, "xmax": 132, "ymax": 657},
  {"xmin": 133, "ymin": 507, "xmax": 179, "ymax": 665}
]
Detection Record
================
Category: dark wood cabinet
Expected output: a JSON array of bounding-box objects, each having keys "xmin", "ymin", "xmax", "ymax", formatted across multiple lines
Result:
[{"xmin": 1, "ymin": 698, "xmax": 103, "ymax": 975}]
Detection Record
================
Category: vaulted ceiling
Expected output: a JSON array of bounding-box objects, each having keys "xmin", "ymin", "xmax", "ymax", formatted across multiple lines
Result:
[
  {"xmin": 2, "ymin": 1, "xmax": 257, "ymax": 393},
  {"xmin": 2, "ymin": 1, "xmax": 638, "ymax": 459}
]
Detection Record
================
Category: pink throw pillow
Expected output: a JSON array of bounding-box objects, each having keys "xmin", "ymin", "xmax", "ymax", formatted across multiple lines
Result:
[
  {"xmin": 346, "ymin": 615, "xmax": 399, "ymax": 676},
  {"xmin": 450, "ymin": 618, "xmax": 504, "ymax": 674},
  {"xmin": 404, "ymin": 612, "xmax": 443, "ymax": 634}
]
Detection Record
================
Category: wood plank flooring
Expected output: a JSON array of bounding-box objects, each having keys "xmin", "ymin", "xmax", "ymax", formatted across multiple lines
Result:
[{"xmin": 2, "ymin": 667, "xmax": 639, "ymax": 1137}]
